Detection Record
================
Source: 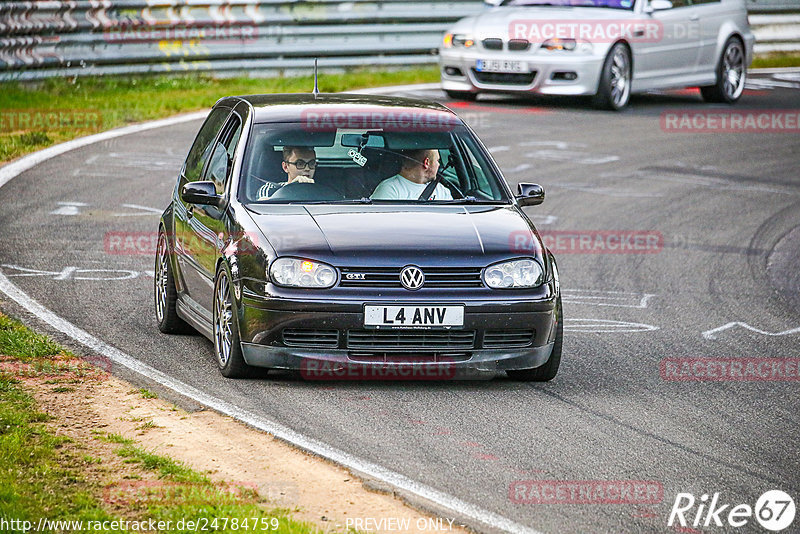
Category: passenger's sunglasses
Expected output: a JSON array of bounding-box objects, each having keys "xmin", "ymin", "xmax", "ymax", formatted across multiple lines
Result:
[{"xmin": 285, "ymin": 158, "xmax": 317, "ymax": 170}]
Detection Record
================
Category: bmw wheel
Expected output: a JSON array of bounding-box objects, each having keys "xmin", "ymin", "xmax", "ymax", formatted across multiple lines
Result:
[
  {"xmin": 701, "ymin": 37, "xmax": 745, "ymax": 104},
  {"xmin": 507, "ymin": 296, "xmax": 563, "ymax": 382},
  {"xmin": 593, "ymin": 43, "xmax": 632, "ymax": 111},
  {"xmin": 154, "ymin": 230, "xmax": 190, "ymax": 334},
  {"xmin": 214, "ymin": 265, "xmax": 251, "ymax": 378}
]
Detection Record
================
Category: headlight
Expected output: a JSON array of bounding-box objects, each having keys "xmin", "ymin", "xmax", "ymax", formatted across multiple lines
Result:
[
  {"xmin": 483, "ymin": 259, "xmax": 544, "ymax": 289},
  {"xmin": 269, "ymin": 258, "xmax": 337, "ymax": 289},
  {"xmin": 444, "ymin": 33, "xmax": 475, "ymax": 48},
  {"xmin": 541, "ymin": 38, "xmax": 577, "ymax": 51}
]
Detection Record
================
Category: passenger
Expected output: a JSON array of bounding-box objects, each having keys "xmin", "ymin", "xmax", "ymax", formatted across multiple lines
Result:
[
  {"xmin": 370, "ymin": 149, "xmax": 452, "ymax": 200},
  {"xmin": 257, "ymin": 146, "xmax": 316, "ymax": 199}
]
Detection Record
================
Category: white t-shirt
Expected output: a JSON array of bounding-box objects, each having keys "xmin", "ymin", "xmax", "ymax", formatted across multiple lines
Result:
[{"xmin": 370, "ymin": 175, "xmax": 453, "ymax": 201}]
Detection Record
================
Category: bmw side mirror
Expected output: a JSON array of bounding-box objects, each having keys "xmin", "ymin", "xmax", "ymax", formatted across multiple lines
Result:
[
  {"xmin": 645, "ymin": 0, "xmax": 672, "ymax": 13},
  {"xmin": 181, "ymin": 181, "xmax": 225, "ymax": 208},
  {"xmin": 516, "ymin": 183, "xmax": 545, "ymax": 207}
]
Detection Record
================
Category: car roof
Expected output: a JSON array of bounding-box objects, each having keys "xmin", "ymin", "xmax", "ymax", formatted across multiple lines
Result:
[{"xmin": 215, "ymin": 93, "xmax": 460, "ymax": 124}]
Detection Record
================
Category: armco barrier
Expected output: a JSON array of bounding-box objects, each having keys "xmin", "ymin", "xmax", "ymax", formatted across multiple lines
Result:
[
  {"xmin": 0, "ymin": 1, "xmax": 797, "ymax": 81},
  {"xmin": 0, "ymin": 0, "xmax": 484, "ymax": 81}
]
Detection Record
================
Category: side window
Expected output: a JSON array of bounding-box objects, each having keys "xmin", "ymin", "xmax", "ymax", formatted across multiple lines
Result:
[
  {"xmin": 182, "ymin": 107, "xmax": 230, "ymax": 182},
  {"xmin": 667, "ymin": 0, "xmax": 690, "ymax": 7},
  {"xmin": 203, "ymin": 115, "xmax": 243, "ymax": 194},
  {"xmin": 459, "ymin": 138, "xmax": 498, "ymax": 199}
]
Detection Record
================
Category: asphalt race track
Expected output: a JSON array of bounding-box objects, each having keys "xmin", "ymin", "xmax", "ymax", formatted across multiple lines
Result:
[{"xmin": 1, "ymin": 72, "xmax": 799, "ymax": 533}]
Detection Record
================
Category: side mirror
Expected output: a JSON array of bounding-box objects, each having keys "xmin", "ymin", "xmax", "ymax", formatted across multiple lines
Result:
[
  {"xmin": 516, "ymin": 183, "xmax": 545, "ymax": 207},
  {"xmin": 484, "ymin": 0, "xmax": 504, "ymax": 5},
  {"xmin": 645, "ymin": 0, "xmax": 672, "ymax": 12},
  {"xmin": 181, "ymin": 181, "xmax": 224, "ymax": 208}
]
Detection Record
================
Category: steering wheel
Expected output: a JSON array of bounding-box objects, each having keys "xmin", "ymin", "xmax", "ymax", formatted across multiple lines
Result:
[{"xmin": 268, "ymin": 182, "xmax": 344, "ymax": 201}]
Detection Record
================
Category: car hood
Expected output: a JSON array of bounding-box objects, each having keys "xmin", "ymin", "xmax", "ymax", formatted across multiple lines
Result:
[
  {"xmin": 244, "ymin": 204, "xmax": 543, "ymax": 266},
  {"xmin": 457, "ymin": 7, "xmax": 640, "ymax": 40}
]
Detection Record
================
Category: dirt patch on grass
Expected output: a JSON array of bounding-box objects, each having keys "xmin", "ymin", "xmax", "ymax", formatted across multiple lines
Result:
[{"xmin": 19, "ymin": 368, "xmax": 468, "ymax": 534}]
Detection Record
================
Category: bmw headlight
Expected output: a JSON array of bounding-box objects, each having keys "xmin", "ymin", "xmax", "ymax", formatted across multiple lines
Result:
[
  {"xmin": 483, "ymin": 259, "xmax": 544, "ymax": 289},
  {"xmin": 444, "ymin": 33, "xmax": 475, "ymax": 48},
  {"xmin": 269, "ymin": 258, "xmax": 337, "ymax": 289}
]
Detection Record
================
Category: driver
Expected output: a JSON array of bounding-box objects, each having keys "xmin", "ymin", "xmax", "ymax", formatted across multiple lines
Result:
[
  {"xmin": 370, "ymin": 149, "xmax": 452, "ymax": 200},
  {"xmin": 257, "ymin": 146, "xmax": 316, "ymax": 199}
]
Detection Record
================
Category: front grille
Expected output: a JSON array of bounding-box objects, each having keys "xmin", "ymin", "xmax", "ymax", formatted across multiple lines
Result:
[
  {"xmin": 347, "ymin": 329, "xmax": 476, "ymax": 350},
  {"xmin": 338, "ymin": 267, "xmax": 483, "ymax": 288},
  {"xmin": 482, "ymin": 38, "xmax": 503, "ymax": 50},
  {"xmin": 282, "ymin": 329, "xmax": 339, "ymax": 348},
  {"xmin": 472, "ymin": 69, "xmax": 537, "ymax": 86},
  {"xmin": 508, "ymin": 39, "xmax": 531, "ymax": 51},
  {"xmin": 483, "ymin": 330, "xmax": 535, "ymax": 348}
]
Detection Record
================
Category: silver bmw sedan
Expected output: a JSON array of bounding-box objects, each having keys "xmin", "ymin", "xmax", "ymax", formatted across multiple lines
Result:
[{"xmin": 439, "ymin": 0, "xmax": 755, "ymax": 109}]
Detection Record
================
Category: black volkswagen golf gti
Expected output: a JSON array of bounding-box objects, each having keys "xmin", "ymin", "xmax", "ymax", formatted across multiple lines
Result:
[{"xmin": 155, "ymin": 93, "xmax": 562, "ymax": 381}]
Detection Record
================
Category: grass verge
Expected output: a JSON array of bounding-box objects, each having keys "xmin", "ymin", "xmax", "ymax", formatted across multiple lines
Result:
[
  {"xmin": 0, "ymin": 68, "xmax": 439, "ymax": 163},
  {"xmin": 0, "ymin": 311, "xmax": 320, "ymax": 533},
  {"xmin": 752, "ymin": 52, "xmax": 800, "ymax": 69}
]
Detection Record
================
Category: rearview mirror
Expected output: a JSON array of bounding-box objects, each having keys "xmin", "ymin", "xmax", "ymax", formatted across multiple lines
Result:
[
  {"xmin": 516, "ymin": 183, "xmax": 545, "ymax": 207},
  {"xmin": 181, "ymin": 181, "xmax": 225, "ymax": 208}
]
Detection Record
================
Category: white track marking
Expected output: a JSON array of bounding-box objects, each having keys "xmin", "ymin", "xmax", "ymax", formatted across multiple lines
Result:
[
  {"xmin": 565, "ymin": 318, "xmax": 660, "ymax": 333},
  {"xmin": 0, "ymin": 111, "xmax": 208, "ymax": 191},
  {"xmin": 115, "ymin": 204, "xmax": 163, "ymax": 217},
  {"xmin": 487, "ymin": 146, "xmax": 510, "ymax": 153},
  {"xmin": 702, "ymin": 322, "xmax": 800, "ymax": 340},
  {"xmin": 0, "ymin": 85, "xmax": 545, "ymax": 534},
  {"xmin": 50, "ymin": 201, "xmax": 88, "ymax": 215},
  {"xmin": 562, "ymin": 290, "xmax": 657, "ymax": 309},
  {"xmin": 505, "ymin": 163, "xmax": 532, "ymax": 174},
  {"xmin": 1, "ymin": 265, "xmax": 141, "ymax": 281},
  {"xmin": 528, "ymin": 214, "xmax": 558, "ymax": 225}
]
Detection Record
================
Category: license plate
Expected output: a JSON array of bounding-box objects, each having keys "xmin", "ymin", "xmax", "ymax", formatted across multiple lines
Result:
[
  {"xmin": 476, "ymin": 59, "xmax": 527, "ymax": 73},
  {"xmin": 364, "ymin": 305, "xmax": 464, "ymax": 328}
]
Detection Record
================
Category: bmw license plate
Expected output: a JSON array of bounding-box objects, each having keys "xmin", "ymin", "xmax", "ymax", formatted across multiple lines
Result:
[
  {"xmin": 476, "ymin": 59, "xmax": 526, "ymax": 73},
  {"xmin": 364, "ymin": 305, "xmax": 464, "ymax": 329}
]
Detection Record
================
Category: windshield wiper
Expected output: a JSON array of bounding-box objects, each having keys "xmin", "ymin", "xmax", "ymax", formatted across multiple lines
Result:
[{"xmin": 436, "ymin": 198, "xmax": 507, "ymax": 204}]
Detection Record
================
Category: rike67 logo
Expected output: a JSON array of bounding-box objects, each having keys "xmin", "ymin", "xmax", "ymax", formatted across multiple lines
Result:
[{"xmin": 668, "ymin": 490, "xmax": 796, "ymax": 531}]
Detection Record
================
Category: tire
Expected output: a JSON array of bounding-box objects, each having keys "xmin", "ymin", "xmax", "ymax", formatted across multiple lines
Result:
[
  {"xmin": 445, "ymin": 90, "xmax": 477, "ymax": 102},
  {"xmin": 700, "ymin": 37, "xmax": 746, "ymax": 104},
  {"xmin": 213, "ymin": 264, "xmax": 251, "ymax": 378},
  {"xmin": 592, "ymin": 43, "xmax": 632, "ymax": 111},
  {"xmin": 154, "ymin": 230, "xmax": 191, "ymax": 334},
  {"xmin": 507, "ymin": 296, "xmax": 563, "ymax": 382}
]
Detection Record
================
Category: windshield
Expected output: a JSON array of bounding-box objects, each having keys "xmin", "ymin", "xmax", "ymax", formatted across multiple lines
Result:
[
  {"xmin": 502, "ymin": 0, "xmax": 635, "ymax": 9},
  {"xmin": 240, "ymin": 114, "xmax": 510, "ymax": 204}
]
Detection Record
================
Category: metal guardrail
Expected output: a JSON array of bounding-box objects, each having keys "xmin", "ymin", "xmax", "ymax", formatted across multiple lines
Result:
[
  {"xmin": 0, "ymin": 1, "xmax": 797, "ymax": 81},
  {"xmin": 0, "ymin": 0, "xmax": 485, "ymax": 81},
  {"xmin": 751, "ymin": 13, "xmax": 800, "ymax": 52}
]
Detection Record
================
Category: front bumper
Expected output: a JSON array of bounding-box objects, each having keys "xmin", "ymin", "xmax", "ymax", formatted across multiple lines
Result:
[
  {"xmin": 439, "ymin": 48, "xmax": 604, "ymax": 96},
  {"xmin": 237, "ymin": 292, "xmax": 558, "ymax": 378}
]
